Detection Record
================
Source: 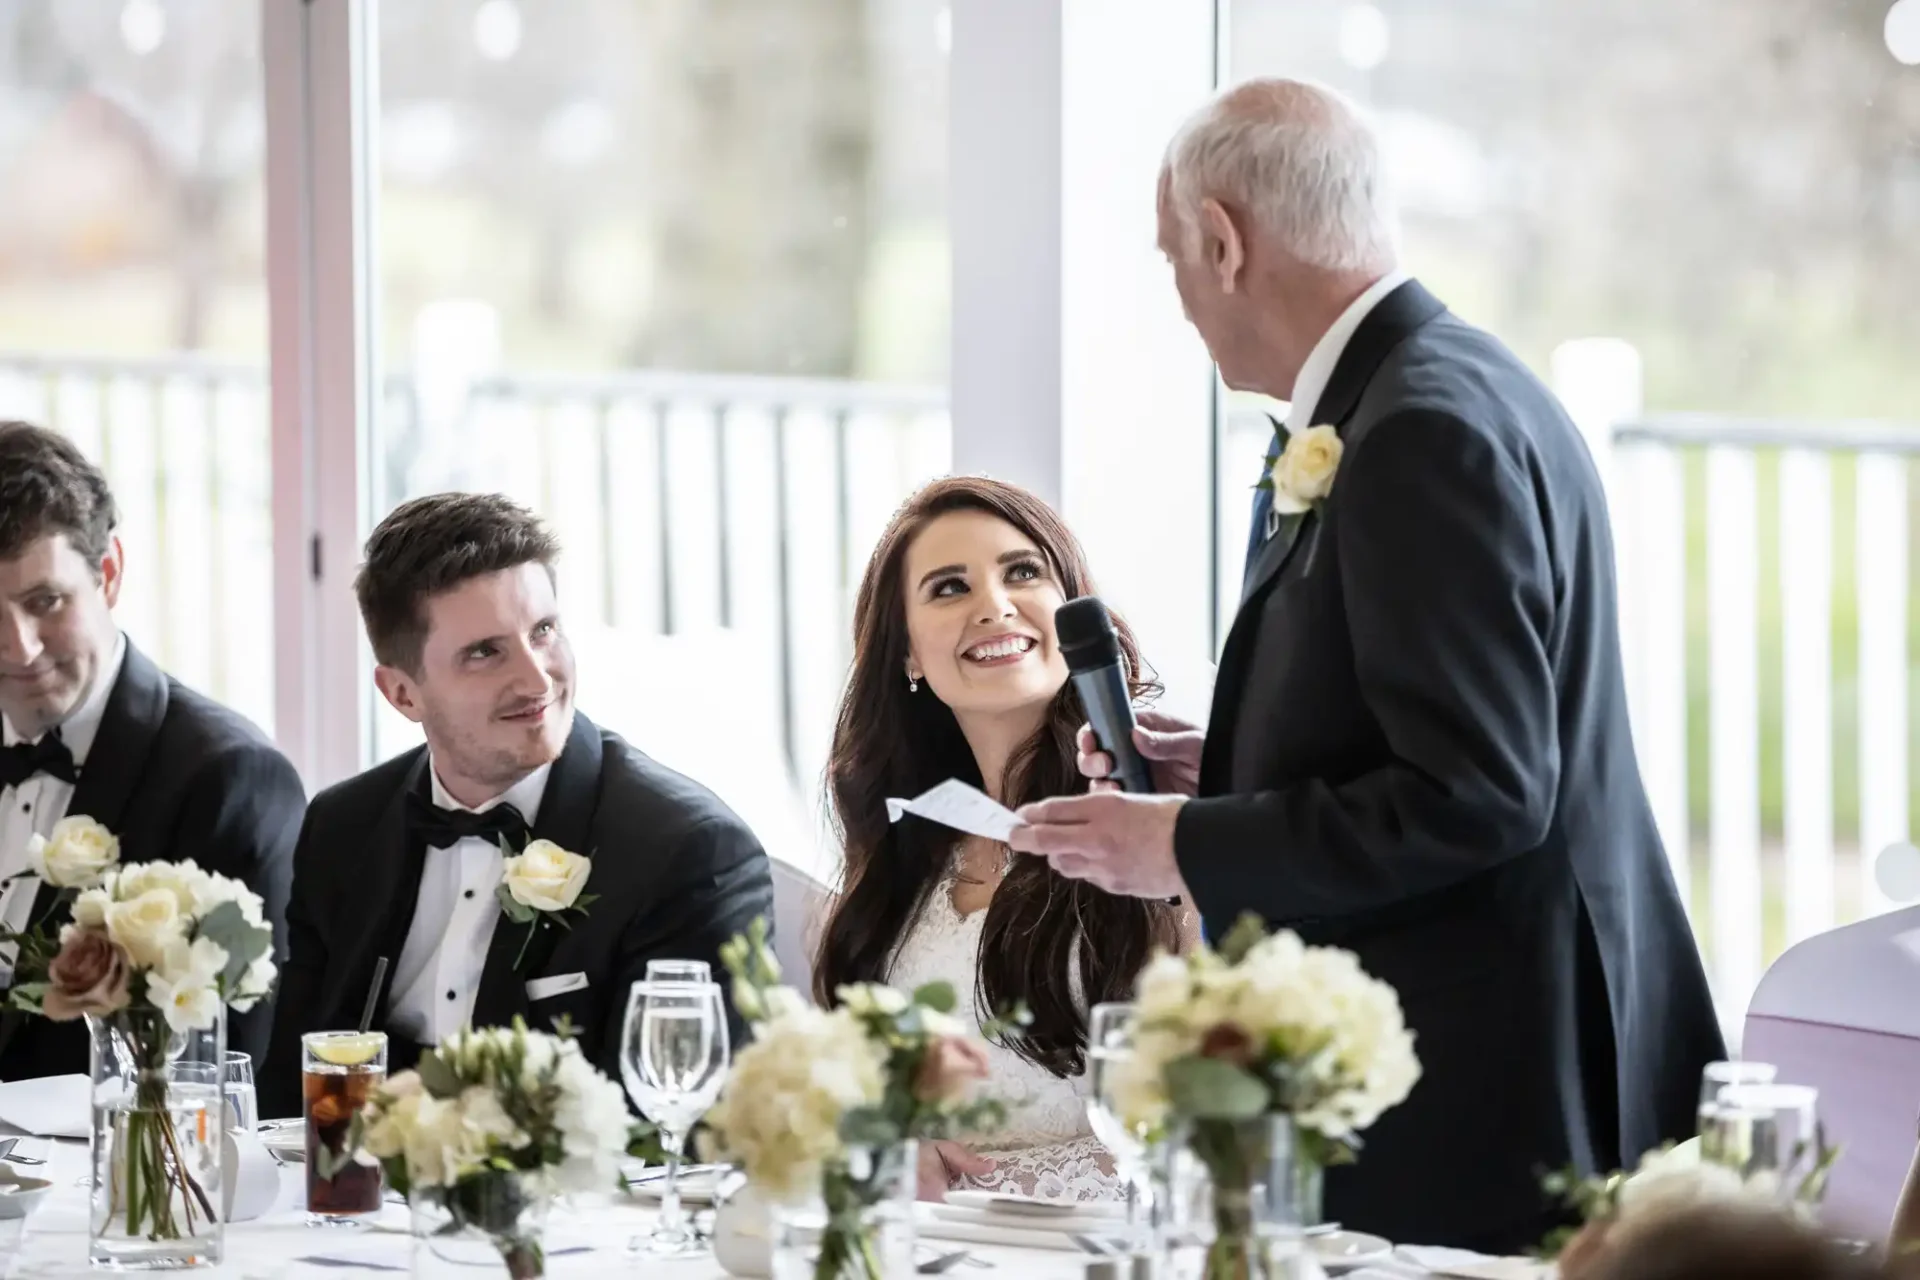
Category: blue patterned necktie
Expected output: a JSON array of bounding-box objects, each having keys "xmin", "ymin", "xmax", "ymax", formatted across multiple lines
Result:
[{"xmin": 1244, "ymin": 418, "xmax": 1286, "ymax": 582}]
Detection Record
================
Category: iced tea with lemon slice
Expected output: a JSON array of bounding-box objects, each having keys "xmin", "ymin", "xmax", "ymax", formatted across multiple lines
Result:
[{"xmin": 302, "ymin": 1030, "xmax": 387, "ymax": 1223}]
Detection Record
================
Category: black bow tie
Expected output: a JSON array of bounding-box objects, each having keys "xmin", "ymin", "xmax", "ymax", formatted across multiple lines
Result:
[
  {"xmin": 406, "ymin": 790, "xmax": 530, "ymax": 852},
  {"xmin": 0, "ymin": 732, "xmax": 79, "ymax": 790}
]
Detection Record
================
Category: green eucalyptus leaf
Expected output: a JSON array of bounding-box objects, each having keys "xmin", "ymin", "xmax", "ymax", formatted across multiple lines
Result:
[{"xmin": 1164, "ymin": 1056, "xmax": 1269, "ymax": 1121}]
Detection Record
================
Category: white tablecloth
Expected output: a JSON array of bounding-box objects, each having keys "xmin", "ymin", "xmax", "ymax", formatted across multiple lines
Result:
[{"xmin": 0, "ymin": 1137, "xmax": 1507, "ymax": 1278}]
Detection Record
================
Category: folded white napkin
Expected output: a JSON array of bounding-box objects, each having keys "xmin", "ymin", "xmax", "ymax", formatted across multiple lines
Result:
[
  {"xmin": 0, "ymin": 1074, "xmax": 89, "ymax": 1139},
  {"xmin": 1392, "ymin": 1245, "xmax": 1551, "ymax": 1279}
]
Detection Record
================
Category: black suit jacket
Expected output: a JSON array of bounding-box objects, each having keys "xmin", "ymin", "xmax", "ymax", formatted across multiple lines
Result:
[
  {"xmin": 260, "ymin": 710, "xmax": 774, "ymax": 1119},
  {"xmin": 0, "ymin": 641, "xmax": 304, "ymax": 1079},
  {"xmin": 1175, "ymin": 281, "xmax": 1724, "ymax": 1253}
]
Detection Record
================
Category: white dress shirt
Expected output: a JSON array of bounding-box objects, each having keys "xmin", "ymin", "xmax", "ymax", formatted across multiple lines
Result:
[
  {"xmin": 0, "ymin": 632, "xmax": 128, "ymax": 978},
  {"xmin": 387, "ymin": 760, "xmax": 551, "ymax": 1046},
  {"xmin": 1284, "ymin": 269, "xmax": 1410, "ymax": 432}
]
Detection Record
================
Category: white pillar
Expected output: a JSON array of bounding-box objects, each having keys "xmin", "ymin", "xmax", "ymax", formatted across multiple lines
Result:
[
  {"xmin": 949, "ymin": 0, "xmax": 1219, "ymax": 714},
  {"xmin": 264, "ymin": 0, "xmax": 378, "ymax": 787}
]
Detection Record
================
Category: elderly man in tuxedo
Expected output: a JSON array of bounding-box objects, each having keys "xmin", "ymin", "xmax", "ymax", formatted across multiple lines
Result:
[
  {"xmin": 1009, "ymin": 79, "xmax": 1724, "ymax": 1252},
  {"xmin": 0, "ymin": 421, "xmax": 304, "ymax": 1078},
  {"xmin": 262, "ymin": 493, "xmax": 773, "ymax": 1117}
]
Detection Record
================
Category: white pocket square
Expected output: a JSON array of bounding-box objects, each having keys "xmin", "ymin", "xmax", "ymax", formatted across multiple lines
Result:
[{"xmin": 526, "ymin": 971, "xmax": 589, "ymax": 1001}]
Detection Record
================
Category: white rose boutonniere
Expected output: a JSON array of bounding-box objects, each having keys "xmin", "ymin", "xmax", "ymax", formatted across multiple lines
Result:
[
  {"xmin": 1264, "ymin": 423, "xmax": 1344, "ymax": 516},
  {"xmin": 496, "ymin": 840, "xmax": 597, "ymax": 969},
  {"xmin": 27, "ymin": 815, "xmax": 121, "ymax": 890}
]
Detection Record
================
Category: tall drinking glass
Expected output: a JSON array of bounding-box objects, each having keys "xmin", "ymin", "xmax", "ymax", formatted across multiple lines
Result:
[
  {"xmin": 1700, "ymin": 1081, "xmax": 1823, "ymax": 1200},
  {"xmin": 302, "ymin": 1031, "xmax": 388, "ymax": 1227},
  {"xmin": 1087, "ymin": 1002, "xmax": 1155, "ymax": 1247},
  {"xmin": 224, "ymin": 1051, "xmax": 258, "ymax": 1132},
  {"xmin": 622, "ymin": 980, "xmax": 730, "ymax": 1255}
]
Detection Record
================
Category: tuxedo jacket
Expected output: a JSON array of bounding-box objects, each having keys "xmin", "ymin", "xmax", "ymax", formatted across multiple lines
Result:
[
  {"xmin": 1176, "ymin": 280, "xmax": 1724, "ymax": 1253},
  {"xmin": 260, "ymin": 710, "xmax": 774, "ymax": 1119},
  {"xmin": 0, "ymin": 642, "xmax": 304, "ymax": 1079}
]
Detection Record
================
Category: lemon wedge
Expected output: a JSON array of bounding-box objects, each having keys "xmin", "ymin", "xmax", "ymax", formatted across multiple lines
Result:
[{"xmin": 308, "ymin": 1034, "xmax": 384, "ymax": 1068}]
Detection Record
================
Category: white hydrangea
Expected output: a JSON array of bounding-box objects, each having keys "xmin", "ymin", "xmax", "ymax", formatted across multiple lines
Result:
[
  {"xmin": 548, "ymin": 1043, "xmax": 632, "ymax": 1191},
  {"xmin": 1118, "ymin": 929, "xmax": 1420, "ymax": 1145},
  {"xmin": 703, "ymin": 1005, "xmax": 887, "ymax": 1203}
]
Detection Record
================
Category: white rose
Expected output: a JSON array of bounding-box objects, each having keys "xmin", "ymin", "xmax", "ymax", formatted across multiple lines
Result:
[
  {"xmin": 28, "ymin": 816, "xmax": 120, "ymax": 889},
  {"xmin": 105, "ymin": 888, "xmax": 187, "ymax": 969},
  {"xmin": 1270, "ymin": 424, "xmax": 1344, "ymax": 515},
  {"xmin": 500, "ymin": 840, "xmax": 591, "ymax": 912},
  {"xmin": 72, "ymin": 887, "xmax": 112, "ymax": 930}
]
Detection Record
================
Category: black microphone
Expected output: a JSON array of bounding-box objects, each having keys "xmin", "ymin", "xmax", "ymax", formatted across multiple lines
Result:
[{"xmin": 1055, "ymin": 596, "xmax": 1155, "ymax": 794}]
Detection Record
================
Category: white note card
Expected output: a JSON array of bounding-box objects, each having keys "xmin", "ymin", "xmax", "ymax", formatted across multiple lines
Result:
[{"xmin": 885, "ymin": 780, "xmax": 1021, "ymax": 842}]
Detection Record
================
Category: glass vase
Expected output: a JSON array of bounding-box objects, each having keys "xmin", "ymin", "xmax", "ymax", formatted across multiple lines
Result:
[
  {"xmin": 1173, "ymin": 1114, "xmax": 1327, "ymax": 1280},
  {"xmin": 409, "ymin": 1170, "xmax": 553, "ymax": 1279},
  {"xmin": 770, "ymin": 1140, "xmax": 917, "ymax": 1280},
  {"xmin": 87, "ymin": 1007, "xmax": 228, "ymax": 1269}
]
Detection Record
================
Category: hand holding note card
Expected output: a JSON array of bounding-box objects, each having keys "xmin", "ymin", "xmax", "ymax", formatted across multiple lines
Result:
[{"xmin": 885, "ymin": 780, "xmax": 1022, "ymax": 842}]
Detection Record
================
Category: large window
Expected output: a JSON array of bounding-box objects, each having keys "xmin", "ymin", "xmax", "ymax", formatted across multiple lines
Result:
[
  {"xmin": 0, "ymin": 3, "xmax": 273, "ymax": 734},
  {"xmin": 364, "ymin": 1, "xmax": 952, "ymax": 869},
  {"xmin": 1227, "ymin": 0, "xmax": 1920, "ymax": 1014}
]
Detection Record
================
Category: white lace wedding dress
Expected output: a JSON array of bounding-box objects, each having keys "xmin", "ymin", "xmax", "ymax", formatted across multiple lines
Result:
[{"xmin": 885, "ymin": 867, "xmax": 1122, "ymax": 1203}]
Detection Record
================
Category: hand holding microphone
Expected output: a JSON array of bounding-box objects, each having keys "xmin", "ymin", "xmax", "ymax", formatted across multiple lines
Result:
[
  {"xmin": 1076, "ymin": 712, "xmax": 1205, "ymax": 797},
  {"xmin": 1055, "ymin": 597, "xmax": 1206, "ymax": 797}
]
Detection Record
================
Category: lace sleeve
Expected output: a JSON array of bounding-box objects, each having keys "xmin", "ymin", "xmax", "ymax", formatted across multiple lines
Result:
[{"xmin": 955, "ymin": 1135, "xmax": 1124, "ymax": 1203}]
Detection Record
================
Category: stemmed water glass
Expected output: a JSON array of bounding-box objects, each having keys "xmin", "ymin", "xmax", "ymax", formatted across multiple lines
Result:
[
  {"xmin": 621, "ymin": 978, "xmax": 731, "ymax": 1255},
  {"xmin": 1086, "ymin": 1002, "xmax": 1156, "ymax": 1247}
]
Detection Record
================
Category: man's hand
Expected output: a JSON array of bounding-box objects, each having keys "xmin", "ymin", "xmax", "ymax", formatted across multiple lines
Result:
[
  {"xmin": 1007, "ymin": 792, "xmax": 1188, "ymax": 897},
  {"xmin": 1076, "ymin": 710, "xmax": 1204, "ymax": 797},
  {"xmin": 917, "ymin": 1139, "xmax": 995, "ymax": 1201}
]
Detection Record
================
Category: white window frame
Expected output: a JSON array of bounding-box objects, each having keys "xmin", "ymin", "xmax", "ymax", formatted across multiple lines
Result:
[{"xmin": 263, "ymin": 0, "xmax": 378, "ymax": 788}]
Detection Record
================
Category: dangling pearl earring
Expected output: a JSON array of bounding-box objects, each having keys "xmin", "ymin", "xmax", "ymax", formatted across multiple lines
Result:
[{"xmin": 907, "ymin": 672, "xmax": 919, "ymax": 693}]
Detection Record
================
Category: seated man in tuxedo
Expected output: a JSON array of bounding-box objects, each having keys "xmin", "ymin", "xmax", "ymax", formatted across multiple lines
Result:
[
  {"xmin": 262, "ymin": 493, "xmax": 774, "ymax": 1116},
  {"xmin": 0, "ymin": 421, "xmax": 303, "ymax": 1078}
]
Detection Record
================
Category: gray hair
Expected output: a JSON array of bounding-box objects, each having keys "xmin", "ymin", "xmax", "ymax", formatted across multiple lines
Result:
[{"xmin": 1163, "ymin": 77, "xmax": 1398, "ymax": 274}]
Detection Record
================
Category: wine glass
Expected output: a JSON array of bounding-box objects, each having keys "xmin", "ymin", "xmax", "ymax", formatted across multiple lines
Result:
[
  {"xmin": 1086, "ymin": 1002, "xmax": 1153, "ymax": 1246},
  {"xmin": 622, "ymin": 979, "xmax": 731, "ymax": 1256},
  {"xmin": 646, "ymin": 959, "xmax": 713, "ymax": 984}
]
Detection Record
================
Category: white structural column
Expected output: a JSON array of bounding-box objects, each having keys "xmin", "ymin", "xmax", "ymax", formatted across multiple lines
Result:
[
  {"xmin": 950, "ymin": 0, "xmax": 1220, "ymax": 712},
  {"xmin": 263, "ymin": 0, "xmax": 378, "ymax": 787}
]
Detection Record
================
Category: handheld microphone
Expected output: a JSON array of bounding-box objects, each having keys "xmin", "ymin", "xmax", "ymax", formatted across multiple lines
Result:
[{"xmin": 1054, "ymin": 596, "xmax": 1155, "ymax": 794}]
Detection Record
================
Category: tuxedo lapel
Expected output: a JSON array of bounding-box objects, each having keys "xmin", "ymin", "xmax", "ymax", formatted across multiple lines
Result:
[
  {"xmin": 363, "ymin": 753, "xmax": 432, "ymax": 1028},
  {"xmin": 469, "ymin": 713, "xmax": 603, "ymax": 1031},
  {"xmin": 27, "ymin": 643, "xmax": 169, "ymax": 924},
  {"xmin": 1203, "ymin": 280, "xmax": 1451, "ymax": 793}
]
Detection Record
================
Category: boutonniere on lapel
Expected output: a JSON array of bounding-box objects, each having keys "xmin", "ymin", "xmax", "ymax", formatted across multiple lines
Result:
[
  {"xmin": 1, "ymin": 815, "xmax": 121, "ymax": 1009},
  {"xmin": 1258, "ymin": 423, "xmax": 1345, "ymax": 518},
  {"xmin": 495, "ymin": 839, "xmax": 598, "ymax": 969}
]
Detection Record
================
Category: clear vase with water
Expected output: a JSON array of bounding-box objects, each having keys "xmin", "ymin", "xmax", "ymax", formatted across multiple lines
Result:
[{"xmin": 87, "ymin": 1008, "xmax": 227, "ymax": 1269}]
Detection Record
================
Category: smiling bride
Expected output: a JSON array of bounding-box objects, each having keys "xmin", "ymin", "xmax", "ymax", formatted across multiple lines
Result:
[{"xmin": 809, "ymin": 476, "xmax": 1198, "ymax": 1203}]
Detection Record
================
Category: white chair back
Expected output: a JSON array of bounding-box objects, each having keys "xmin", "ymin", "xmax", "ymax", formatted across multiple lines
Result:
[
  {"xmin": 770, "ymin": 857, "xmax": 833, "ymax": 997},
  {"xmin": 1743, "ymin": 904, "xmax": 1920, "ymax": 1238}
]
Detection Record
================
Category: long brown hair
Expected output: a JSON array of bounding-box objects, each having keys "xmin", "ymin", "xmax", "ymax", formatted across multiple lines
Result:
[{"xmin": 813, "ymin": 476, "xmax": 1180, "ymax": 1077}]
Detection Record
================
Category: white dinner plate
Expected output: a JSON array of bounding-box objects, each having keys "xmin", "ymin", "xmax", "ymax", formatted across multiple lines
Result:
[{"xmin": 1312, "ymin": 1230, "xmax": 1393, "ymax": 1272}]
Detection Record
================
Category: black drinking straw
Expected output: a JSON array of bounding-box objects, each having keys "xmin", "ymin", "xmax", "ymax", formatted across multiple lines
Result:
[{"xmin": 358, "ymin": 956, "xmax": 389, "ymax": 1034}]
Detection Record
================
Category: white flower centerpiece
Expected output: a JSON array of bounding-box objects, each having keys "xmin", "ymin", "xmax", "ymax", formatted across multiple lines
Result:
[
  {"xmin": 350, "ymin": 1019, "xmax": 636, "ymax": 1279},
  {"xmin": 1544, "ymin": 1133, "xmax": 1840, "ymax": 1278},
  {"xmin": 16, "ymin": 856, "xmax": 277, "ymax": 1269},
  {"xmin": 1112, "ymin": 914, "xmax": 1420, "ymax": 1280},
  {"xmin": 701, "ymin": 919, "xmax": 1013, "ymax": 1280}
]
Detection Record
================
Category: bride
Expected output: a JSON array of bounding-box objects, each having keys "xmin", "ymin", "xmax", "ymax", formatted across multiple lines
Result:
[{"xmin": 811, "ymin": 476, "xmax": 1197, "ymax": 1203}]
